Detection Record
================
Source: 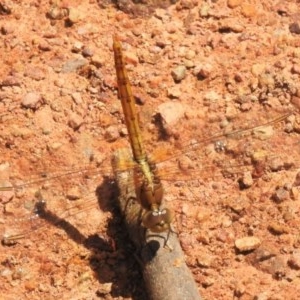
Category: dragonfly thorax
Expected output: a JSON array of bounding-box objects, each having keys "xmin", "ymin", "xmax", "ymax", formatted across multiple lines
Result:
[
  {"xmin": 134, "ymin": 159, "xmax": 163, "ymax": 210},
  {"xmin": 138, "ymin": 178, "xmax": 163, "ymax": 210}
]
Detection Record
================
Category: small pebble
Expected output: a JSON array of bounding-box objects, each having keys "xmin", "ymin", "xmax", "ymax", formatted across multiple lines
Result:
[
  {"xmin": 0, "ymin": 182, "xmax": 14, "ymax": 203},
  {"xmin": 289, "ymin": 22, "xmax": 300, "ymax": 34},
  {"xmin": 293, "ymin": 171, "xmax": 300, "ymax": 186},
  {"xmin": 0, "ymin": 1, "xmax": 13, "ymax": 14},
  {"xmin": 71, "ymin": 92, "xmax": 82, "ymax": 104},
  {"xmin": 38, "ymin": 283, "xmax": 49, "ymax": 293},
  {"xmin": 235, "ymin": 236, "xmax": 261, "ymax": 252},
  {"xmin": 272, "ymin": 186, "xmax": 290, "ymax": 203},
  {"xmin": 253, "ymin": 125, "xmax": 274, "ymax": 140},
  {"xmin": 227, "ymin": 0, "xmax": 242, "ymax": 9},
  {"xmin": 165, "ymin": 22, "xmax": 177, "ymax": 34},
  {"xmin": 68, "ymin": 113, "xmax": 84, "ymax": 130},
  {"xmin": 219, "ymin": 21, "xmax": 244, "ymax": 33},
  {"xmin": 24, "ymin": 279, "xmax": 37, "ymax": 291},
  {"xmin": 157, "ymin": 101, "xmax": 186, "ymax": 127},
  {"xmin": 72, "ymin": 41, "xmax": 83, "ymax": 53},
  {"xmin": 47, "ymin": 6, "xmax": 68, "ymax": 20},
  {"xmin": 292, "ymin": 64, "xmax": 300, "ymax": 75},
  {"xmin": 196, "ymin": 254, "xmax": 213, "ymax": 268},
  {"xmin": 290, "ymin": 186, "xmax": 299, "ymax": 200},
  {"xmin": 21, "ymin": 92, "xmax": 42, "ymax": 109},
  {"xmin": 268, "ymin": 157, "xmax": 284, "ymax": 171},
  {"xmin": 24, "ymin": 67, "xmax": 46, "ymax": 81},
  {"xmin": 120, "ymin": 127, "xmax": 128, "ymax": 136},
  {"xmin": 240, "ymin": 171, "xmax": 253, "ymax": 189},
  {"xmin": 82, "ymin": 47, "xmax": 94, "ymax": 57},
  {"xmin": 251, "ymin": 63, "xmax": 265, "ymax": 76},
  {"xmin": 0, "ymin": 268, "xmax": 13, "ymax": 277},
  {"xmin": 154, "ymin": 8, "xmax": 168, "ymax": 20},
  {"xmin": 66, "ymin": 186, "xmax": 82, "ymax": 200},
  {"xmin": 68, "ymin": 7, "xmax": 81, "ymax": 24},
  {"xmin": 171, "ymin": 65, "xmax": 186, "ymax": 82},
  {"xmin": 125, "ymin": 51, "xmax": 139, "ymax": 66},
  {"xmin": 132, "ymin": 28, "xmax": 142, "ymax": 36},
  {"xmin": 193, "ymin": 63, "xmax": 213, "ymax": 79},
  {"xmin": 225, "ymin": 105, "xmax": 238, "ymax": 119},
  {"xmin": 196, "ymin": 234, "xmax": 210, "ymax": 245},
  {"xmin": 260, "ymin": 256, "xmax": 285, "ymax": 278},
  {"xmin": 185, "ymin": 49, "xmax": 196, "ymax": 60},
  {"xmin": 241, "ymin": 3, "xmax": 257, "ymax": 17},
  {"xmin": 184, "ymin": 59, "xmax": 195, "ymax": 68},
  {"xmin": 1, "ymin": 76, "xmax": 21, "ymax": 87},
  {"xmin": 253, "ymin": 246, "xmax": 276, "ymax": 262},
  {"xmin": 199, "ymin": 3, "xmax": 210, "ymax": 17},
  {"xmin": 268, "ymin": 222, "xmax": 289, "ymax": 235},
  {"xmin": 61, "ymin": 58, "xmax": 88, "ymax": 73},
  {"xmin": 179, "ymin": 0, "xmax": 197, "ymax": 9},
  {"xmin": 202, "ymin": 277, "xmax": 215, "ymax": 287},
  {"xmin": 293, "ymin": 115, "xmax": 300, "ymax": 133},
  {"xmin": 254, "ymin": 291, "xmax": 270, "ymax": 300},
  {"xmin": 12, "ymin": 268, "xmax": 24, "ymax": 280},
  {"xmin": 97, "ymin": 282, "xmax": 112, "ymax": 295},
  {"xmin": 167, "ymin": 87, "xmax": 181, "ymax": 99},
  {"xmin": 38, "ymin": 41, "xmax": 51, "ymax": 51},
  {"xmin": 216, "ymin": 229, "xmax": 231, "ymax": 243},
  {"xmin": 291, "ymin": 96, "xmax": 300, "ymax": 110},
  {"xmin": 203, "ymin": 91, "xmax": 221, "ymax": 102},
  {"xmin": 48, "ymin": 142, "xmax": 62, "ymax": 151},
  {"xmin": 148, "ymin": 45, "xmax": 161, "ymax": 54},
  {"xmin": 234, "ymin": 282, "xmax": 246, "ymax": 297},
  {"xmin": 91, "ymin": 55, "xmax": 105, "ymax": 67},
  {"xmin": 222, "ymin": 218, "xmax": 232, "ymax": 228},
  {"xmin": 104, "ymin": 125, "xmax": 119, "ymax": 142},
  {"xmin": 288, "ymin": 252, "xmax": 300, "ymax": 270},
  {"xmin": 11, "ymin": 127, "xmax": 33, "ymax": 139}
]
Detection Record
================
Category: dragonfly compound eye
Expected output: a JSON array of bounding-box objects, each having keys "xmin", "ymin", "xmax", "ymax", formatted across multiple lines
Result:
[{"xmin": 142, "ymin": 208, "xmax": 173, "ymax": 233}]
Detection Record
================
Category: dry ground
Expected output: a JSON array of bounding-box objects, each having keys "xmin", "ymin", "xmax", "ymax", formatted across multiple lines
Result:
[{"xmin": 1, "ymin": 1, "xmax": 300, "ymax": 299}]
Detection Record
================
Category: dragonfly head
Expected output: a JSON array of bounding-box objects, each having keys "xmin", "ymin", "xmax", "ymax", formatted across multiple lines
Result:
[{"xmin": 142, "ymin": 207, "xmax": 173, "ymax": 233}]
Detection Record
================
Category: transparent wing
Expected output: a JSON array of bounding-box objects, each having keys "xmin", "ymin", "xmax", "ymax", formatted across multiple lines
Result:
[{"xmin": 1, "ymin": 106, "xmax": 298, "ymax": 243}]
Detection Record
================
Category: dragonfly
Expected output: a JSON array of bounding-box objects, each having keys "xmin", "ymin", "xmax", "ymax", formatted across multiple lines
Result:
[
  {"xmin": 0, "ymin": 36, "xmax": 297, "ymax": 245},
  {"xmin": 113, "ymin": 35, "xmax": 173, "ymax": 233}
]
